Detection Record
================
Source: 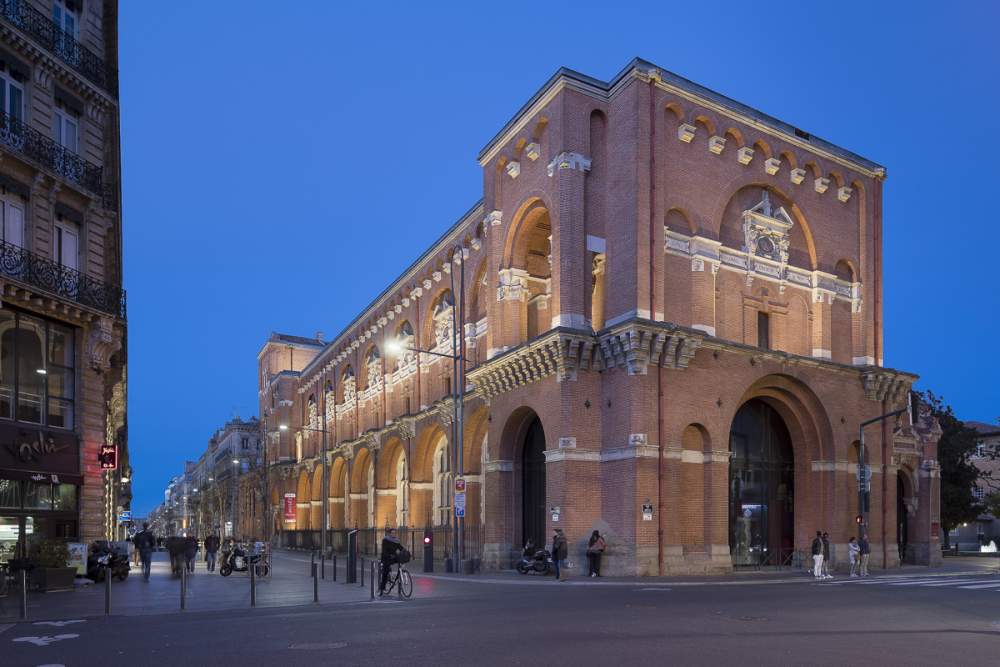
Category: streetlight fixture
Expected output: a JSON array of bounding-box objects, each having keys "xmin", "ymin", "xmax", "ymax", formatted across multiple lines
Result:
[{"xmin": 857, "ymin": 396, "xmax": 912, "ymax": 559}]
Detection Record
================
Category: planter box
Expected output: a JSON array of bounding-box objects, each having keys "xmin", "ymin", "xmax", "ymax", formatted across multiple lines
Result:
[{"xmin": 32, "ymin": 567, "xmax": 77, "ymax": 592}]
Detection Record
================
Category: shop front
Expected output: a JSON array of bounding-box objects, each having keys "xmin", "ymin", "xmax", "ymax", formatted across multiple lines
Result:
[{"xmin": 0, "ymin": 426, "xmax": 81, "ymax": 566}]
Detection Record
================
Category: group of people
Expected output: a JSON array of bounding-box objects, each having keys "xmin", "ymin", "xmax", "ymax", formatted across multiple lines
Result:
[
  {"xmin": 811, "ymin": 530, "xmax": 871, "ymax": 579},
  {"xmin": 550, "ymin": 528, "xmax": 607, "ymax": 580},
  {"xmin": 127, "ymin": 523, "xmax": 225, "ymax": 580}
]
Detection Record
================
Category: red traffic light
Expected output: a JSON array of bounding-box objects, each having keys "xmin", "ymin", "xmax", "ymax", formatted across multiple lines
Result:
[{"xmin": 855, "ymin": 514, "xmax": 864, "ymax": 525}]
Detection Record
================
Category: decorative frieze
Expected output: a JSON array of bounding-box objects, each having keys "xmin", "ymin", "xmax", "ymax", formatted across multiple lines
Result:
[
  {"xmin": 814, "ymin": 177, "xmax": 830, "ymax": 194},
  {"xmin": 861, "ymin": 369, "xmax": 914, "ymax": 404},
  {"xmin": 790, "ymin": 168, "xmax": 806, "ymax": 185},
  {"xmin": 677, "ymin": 124, "xmax": 696, "ymax": 143},
  {"xmin": 525, "ymin": 142, "xmax": 541, "ymax": 161},
  {"xmin": 837, "ymin": 186, "xmax": 853, "ymax": 202},
  {"xmin": 505, "ymin": 160, "xmax": 521, "ymax": 179},
  {"xmin": 708, "ymin": 135, "xmax": 725, "ymax": 154},
  {"xmin": 598, "ymin": 321, "xmax": 703, "ymax": 375},
  {"xmin": 764, "ymin": 157, "xmax": 781, "ymax": 175},
  {"xmin": 737, "ymin": 146, "xmax": 754, "ymax": 165}
]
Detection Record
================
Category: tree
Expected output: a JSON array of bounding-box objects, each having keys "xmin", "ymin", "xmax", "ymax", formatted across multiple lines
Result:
[{"xmin": 920, "ymin": 391, "xmax": 983, "ymax": 547}]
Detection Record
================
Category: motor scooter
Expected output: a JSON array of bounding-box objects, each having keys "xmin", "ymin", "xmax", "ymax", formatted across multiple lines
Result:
[
  {"xmin": 220, "ymin": 543, "xmax": 268, "ymax": 577},
  {"xmin": 86, "ymin": 542, "xmax": 130, "ymax": 582},
  {"xmin": 515, "ymin": 541, "xmax": 553, "ymax": 575}
]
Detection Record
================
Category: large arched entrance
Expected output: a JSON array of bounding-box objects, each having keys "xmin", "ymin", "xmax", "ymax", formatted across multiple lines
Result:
[
  {"xmin": 729, "ymin": 399, "xmax": 794, "ymax": 567},
  {"xmin": 521, "ymin": 416, "xmax": 546, "ymax": 550}
]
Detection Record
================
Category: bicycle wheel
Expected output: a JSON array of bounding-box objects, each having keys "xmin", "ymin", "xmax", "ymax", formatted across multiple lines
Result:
[{"xmin": 398, "ymin": 568, "xmax": 413, "ymax": 598}]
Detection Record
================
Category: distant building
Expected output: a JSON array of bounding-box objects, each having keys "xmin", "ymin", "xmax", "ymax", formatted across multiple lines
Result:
[{"xmin": 948, "ymin": 421, "xmax": 1000, "ymax": 550}]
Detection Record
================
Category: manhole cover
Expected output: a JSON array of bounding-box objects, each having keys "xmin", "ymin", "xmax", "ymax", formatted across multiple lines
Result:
[{"xmin": 289, "ymin": 642, "xmax": 348, "ymax": 650}]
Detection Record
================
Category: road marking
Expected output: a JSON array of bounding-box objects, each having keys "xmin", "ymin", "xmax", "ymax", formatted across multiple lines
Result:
[
  {"xmin": 289, "ymin": 641, "xmax": 348, "ymax": 650},
  {"xmin": 957, "ymin": 582, "xmax": 1000, "ymax": 590},
  {"xmin": 33, "ymin": 620, "xmax": 85, "ymax": 627},
  {"xmin": 919, "ymin": 579, "xmax": 1000, "ymax": 587},
  {"xmin": 0, "ymin": 624, "xmax": 13, "ymax": 636},
  {"xmin": 637, "ymin": 588, "xmax": 673, "ymax": 591},
  {"xmin": 11, "ymin": 634, "xmax": 79, "ymax": 647}
]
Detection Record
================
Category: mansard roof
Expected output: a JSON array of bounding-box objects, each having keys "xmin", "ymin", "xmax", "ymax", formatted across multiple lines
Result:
[{"xmin": 478, "ymin": 57, "xmax": 884, "ymax": 176}]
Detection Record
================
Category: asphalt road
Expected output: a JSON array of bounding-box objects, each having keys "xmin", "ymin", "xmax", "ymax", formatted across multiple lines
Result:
[{"xmin": 4, "ymin": 568, "xmax": 1000, "ymax": 666}]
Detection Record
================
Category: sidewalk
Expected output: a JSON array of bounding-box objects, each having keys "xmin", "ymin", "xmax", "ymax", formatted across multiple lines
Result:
[{"xmin": 0, "ymin": 551, "xmax": 380, "ymax": 622}]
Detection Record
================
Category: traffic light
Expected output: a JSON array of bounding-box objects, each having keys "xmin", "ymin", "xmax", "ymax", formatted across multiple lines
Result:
[
  {"xmin": 856, "ymin": 514, "xmax": 864, "ymax": 525},
  {"xmin": 423, "ymin": 527, "xmax": 433, "ymax": 573},
  {"xmin": 99, "ymin": 443, "xmax": 118, "ymax": 470}
]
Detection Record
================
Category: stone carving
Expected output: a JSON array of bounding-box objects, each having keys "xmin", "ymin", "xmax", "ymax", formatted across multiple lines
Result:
[
  {"xmin": 496, "ymin": 268, "xmax": 529, "ymax": 302},
  {"xmin": 546, "ymin": 151, "xmax": 592, "ymax": 176},
  {"xmin": 87, "ymin": 316, "xmax": 120, "ymax": 370}
]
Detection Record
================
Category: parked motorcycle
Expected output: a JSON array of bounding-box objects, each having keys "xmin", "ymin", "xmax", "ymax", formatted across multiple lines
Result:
[
  {"xmin": 86, "ymin": 542, "xmax": 130, "ymax": 582},
  {"xmin": 516, "ymin": 541, "xmax": 553, "ymax": 575},
  {"xmin": 219, "ymin": 543, "xmax": 268, "ymax": 577}
]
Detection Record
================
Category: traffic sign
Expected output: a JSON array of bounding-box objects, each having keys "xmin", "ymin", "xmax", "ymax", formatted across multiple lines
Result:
[
  {"xmin": 455, "ymin": 478, "xmax": 466, "ymax": 493},
  {"xmin": 118, "ymin": 510, "xmax": 131, "ymax": 523},
  {"xmin": 454, "ymin": 491, "xmax": 466, "ymax": 518}
]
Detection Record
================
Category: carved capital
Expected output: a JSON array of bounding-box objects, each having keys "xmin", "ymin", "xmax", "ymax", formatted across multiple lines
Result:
[
  {"xmin": 87, "ymin": 317, "xmax": 120, "ymax": 371},
  {"xmin": 546, "ymin": 151, "xmax": 591, "ymax": 177}
]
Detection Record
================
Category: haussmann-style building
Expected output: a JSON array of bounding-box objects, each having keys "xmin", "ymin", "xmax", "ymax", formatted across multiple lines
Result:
[
  {"xmin": 0, "ymin": 0, "xmax": 127, "ymax": 564},
  {"xmin": 254, "ymin": 58, "xmax": 940, "ymax": 576}
]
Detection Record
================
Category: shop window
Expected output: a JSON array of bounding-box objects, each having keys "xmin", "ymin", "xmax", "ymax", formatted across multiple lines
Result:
[
  {"xmin": 0, "ymin": 309, "xmax": 75, "ymax": 428},
  {"xmin": 0, "ymin": 478, "xmax": 20, "ymax": 508},
  {"xmin": 24, "ymin": 481, "xmax": 53, "ymax": 509},
  {"xmin": 53, "ymin": 483, "xmax": 76, "ymax": 511}
]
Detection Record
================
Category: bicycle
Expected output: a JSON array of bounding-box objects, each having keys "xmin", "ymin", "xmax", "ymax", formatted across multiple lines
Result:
[{"xmin": 380, "ymin": 561, "xmax": 412, "ymax": 599}]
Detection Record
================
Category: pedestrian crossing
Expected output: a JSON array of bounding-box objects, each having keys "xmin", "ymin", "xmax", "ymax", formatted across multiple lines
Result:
[{"xmin": 820, "ymin": 574, "xmax": 1000, "ymax": 591}]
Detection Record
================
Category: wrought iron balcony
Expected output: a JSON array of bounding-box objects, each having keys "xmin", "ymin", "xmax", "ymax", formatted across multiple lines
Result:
[
  {"xmin": 0, "ymin": 0, "xmax": 116, "ymax": 94},
  {"xmin": 0, "ymin": 238, "xmax": 126, "ymax": 318},
  {"xmin": 0, "ymin": 110, "xmax": 103, "ymax": 195}
]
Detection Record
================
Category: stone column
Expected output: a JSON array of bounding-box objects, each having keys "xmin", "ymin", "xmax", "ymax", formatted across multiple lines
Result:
[
  {"xmin": 811, "ymin": 290, "xmax": 833, "ymax": 359},
  {"xmin": 482, "ymin": 460, "xmax": 512, "ymax": 569},
  {"xmin": 690, "ymin": 259, "xmax": 717, "ymax": 336},
  {"xmin": 547, "ymin": 151, "xmax": 590, "ymax": 329}
]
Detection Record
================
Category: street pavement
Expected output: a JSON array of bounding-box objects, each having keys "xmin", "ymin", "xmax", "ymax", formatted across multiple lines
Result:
[{"xmin": 3, "ymin": 553, "xmax": 1000, "ymax": 665}]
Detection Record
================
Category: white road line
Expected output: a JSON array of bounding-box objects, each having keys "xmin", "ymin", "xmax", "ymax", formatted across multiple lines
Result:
[
  {"xmin": 918, "ymin": 579, "xmax": 1000, "ymax": 587},
  {"xmin": 886, "ymin": 579, "xmax": 955, "ymax": 586},
  {"xmin": 957, "ymin": 582, "xmax": 1000, "ymax": 590}
]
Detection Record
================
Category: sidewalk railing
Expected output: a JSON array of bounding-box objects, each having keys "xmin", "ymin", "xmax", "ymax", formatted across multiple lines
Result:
[{"xmin": 279, "ymin": 524, "xmax": 485, "ymax": 563}]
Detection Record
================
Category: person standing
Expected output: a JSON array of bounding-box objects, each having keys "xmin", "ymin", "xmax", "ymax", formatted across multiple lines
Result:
[
  {"xmin": 810, "ymin": 531, "xmax": 824, "ymax": 579},
  {"xmin": 133, "ymin": 522, "xmax": 156, "ymax": 582},
  {"xmin": 587, "ymin": 530, "xmax": 606, "ymax": 578},
  {"xmin": 848, "ymin": 536, "xmax": 860, "ymax": 577},
  {"xmin": 204, "ymin": 534, "xmax": 221, "ymax": 573},
  {"xmin": 183, "ymin": 535, "xmax": 198, "ymax": 574},
  {"xmin": 821, "ymin": 532, "xmax": 833, "ymax": 579},
  {"xmin": 859, "ymin": 533, "xmax": 871, "ymax": 577},
  {"xmin": 552, "ymin": 528, "xmax": 569, "ymax": 581}
]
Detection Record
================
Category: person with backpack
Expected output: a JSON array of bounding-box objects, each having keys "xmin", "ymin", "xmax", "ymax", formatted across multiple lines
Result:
[
  {"xmin": 810, "ymin": 531, "xmax": 824, "ymax": 579},
  {"xmin": 586, "ymin": 530, "xmax": 606, "ymax": 577},
  {"xmin": 133, "ymin": 522, "xmax": 156, "ymax": 581},
  {"xmin": 378, "ymin": 527, "xmax": 404, "ymax": 596}
]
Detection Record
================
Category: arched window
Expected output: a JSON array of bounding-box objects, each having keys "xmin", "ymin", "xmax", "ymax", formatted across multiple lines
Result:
[{"xmin": 432, "ymin": 437, "xmax": 450, "ymax": 526}]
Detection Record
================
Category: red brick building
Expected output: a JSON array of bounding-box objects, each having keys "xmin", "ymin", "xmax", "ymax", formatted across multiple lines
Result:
[{"xmin": 256, "ymin": 59, "xmax": 940, "ymax": 575}]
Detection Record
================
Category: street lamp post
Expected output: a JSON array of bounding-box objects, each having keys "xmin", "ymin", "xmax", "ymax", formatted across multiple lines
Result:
[
  {"xmin": 858, "ymin": 400, "xmax": 911, "ymax": 552},
  {"xmin": 232, "ymin": 459, "xmax": 240, "ymax": 539}
]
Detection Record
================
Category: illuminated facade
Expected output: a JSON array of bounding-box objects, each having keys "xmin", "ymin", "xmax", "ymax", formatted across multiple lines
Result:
[
  {"xmin": 256, "ymin": 59, "xmax": 939, "ymax": 575},
  {"xmin": 0, "ymin": 0, "xmax": 126, "ymax": 564}
]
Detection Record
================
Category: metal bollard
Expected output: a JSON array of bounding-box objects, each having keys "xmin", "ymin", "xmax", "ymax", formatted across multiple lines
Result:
[
  {"xmin": 312, "ymin": 563, "xmax": 318, "ymax": 603},
  {"xmin": 19, "ymin": 568, "xmax": 27, "ymax": 620},
  {"xmin": 250, "ymin": 559, "xmax": 256, "ymax": 608},
  {"xmin": 180, "ymin": 565, "xmax": 187, "ymax": 611},
  {"xmin": 333, "ymin": 554, "xmax": 337, "ymax": 582},
  {"xmin": 370, "ymin": 561, "xmax": 375, "ymax": 600},
  {"xmin": 321, "ymin": 552, "xmax": 326, "ymax": 580},
  {"xmin": 105, "ymin": 566, "xmax": 112, "ymax": 615},
  {"xmin": 360, "ymin": 558, "xmax": 364, "ymax": 587}
]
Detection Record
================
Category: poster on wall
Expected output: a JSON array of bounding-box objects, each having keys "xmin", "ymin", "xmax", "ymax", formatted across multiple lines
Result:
[
  {"xmin": 283, "ymin": 493, "xmax": 297, "ymax": 522},
  {"xmin": 67, "ymin": 542, "xmax": 87, "ymax": 575}
]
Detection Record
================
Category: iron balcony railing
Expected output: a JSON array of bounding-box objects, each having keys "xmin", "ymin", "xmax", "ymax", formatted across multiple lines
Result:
[
  {"xmin": 0, "ymin": 109, "xmax": 104, "ymax": 196},
  {"xmin": 0, "ymin": 238, "xmax": 126, "ymax": 318},
  {"xmin": 0, "ymin": 0, "xmax": 117, "ymax": 94}
]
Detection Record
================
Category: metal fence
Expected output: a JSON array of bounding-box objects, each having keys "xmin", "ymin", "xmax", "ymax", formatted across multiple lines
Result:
[{"xmin": 278, "ymin": 524, "xmax": 485, "ymax": 563}]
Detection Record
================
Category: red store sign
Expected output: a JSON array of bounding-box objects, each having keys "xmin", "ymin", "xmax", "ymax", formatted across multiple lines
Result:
[{"xmin": 283, "ymin": 493, "xmax": 297, "ymax": 522}]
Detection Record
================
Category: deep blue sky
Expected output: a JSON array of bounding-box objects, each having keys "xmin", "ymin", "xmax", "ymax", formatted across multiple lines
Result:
[{"xmin": 120, "ymin": 1, "xmax": 999, "ymax": 514}]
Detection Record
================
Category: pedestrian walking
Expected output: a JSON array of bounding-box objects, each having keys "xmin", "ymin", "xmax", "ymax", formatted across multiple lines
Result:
[
  {"xmin": 586, "ymin": 530, "xmax": 606, "ymax": 577},
  {"xmin": 821, "ymin": 532, "xmax": 833, "ymax": 579},
  {"xmin": 810, "ymin": 531, "xmax": 824, "ymax": 579},
  {"xmin": 848, "ymin": 536, "xmax": 860, "ymax": 577},
  {"xmin": 552, "ymin": 528, "xmax": 569, "ymax": 581},
  {"xmin": 859, "ymin": 533, "xmax": 871, "ymax": 577},
  {"xmin": 183, "ymin": 535, "xmax": 198, "ymax": 574},
  {"xmin": 133, "ymin": 522, "xmax": 156, "ymax": 581},
  {"xmin": 204, "ymin": 534, "xmax": 221, "ymax": 573}
]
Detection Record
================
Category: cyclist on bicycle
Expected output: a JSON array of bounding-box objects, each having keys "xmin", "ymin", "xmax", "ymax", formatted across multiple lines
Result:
[{"xmin": 378, "ymin": 526, "xmax": 403, "ymax": 596}]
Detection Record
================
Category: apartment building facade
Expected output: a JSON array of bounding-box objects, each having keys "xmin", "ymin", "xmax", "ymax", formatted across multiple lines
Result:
[
  {"xmin": 255, "ymin": 59, "xmax": 940, "ymax": 575},
  {"xmin": 0, "ymin": 0, "xmax": 126, "ymax": 563}
]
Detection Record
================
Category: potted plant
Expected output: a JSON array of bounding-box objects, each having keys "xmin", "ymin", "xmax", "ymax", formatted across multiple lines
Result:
[{"xmin": 29, "ymin": 538, "xmax": 76, "ymax": 592}]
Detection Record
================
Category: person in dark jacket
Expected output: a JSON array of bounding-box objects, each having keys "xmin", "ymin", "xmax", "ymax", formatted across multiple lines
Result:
[
  {"xmin": 859, "ymin": 533, "xmax": 871, "ymax": 577},
  {"xmin": 204, "ymin": 534, "xmax": 221, "ymax": 572},
  {"xmin": 133, "ymin": 523, "xmax": 156, "ymax": 582},
  {"xmin": 587, "ymin": 530, "xmax": 606, "ymax": 577},
  {"xmin": 183, "ymin": 535, "xmax": 198, "ymax": 574},
  {"xmin": 810, "ymin": 531, "xmax": 824, "ymax": 579},
  {"xmin": 552, "ymin": 528, "xmax": 569, "ymax": 581},
  {"xmin": 378, "ymin": 527, "xmax": 403, "ymax": 596}
]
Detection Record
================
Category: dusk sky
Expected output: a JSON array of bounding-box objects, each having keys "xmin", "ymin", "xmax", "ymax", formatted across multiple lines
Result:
[{"xmin": 121, "ymin": 1, "xmax": 1000, "ymax": 515}]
